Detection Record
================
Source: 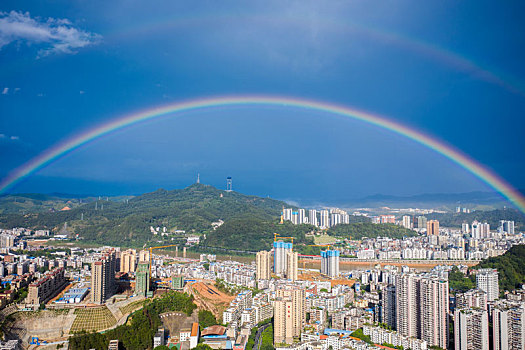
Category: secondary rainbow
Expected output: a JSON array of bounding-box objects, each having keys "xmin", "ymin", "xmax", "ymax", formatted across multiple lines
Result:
[{"xmin": 1, "ymin": 95, "xmax": 524, "ymax": 213}]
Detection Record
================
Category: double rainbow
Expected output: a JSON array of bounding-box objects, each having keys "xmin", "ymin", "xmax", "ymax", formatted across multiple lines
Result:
[{"xmin": 1, "ymin": 95, "xmax": 524, "ymax": 213}]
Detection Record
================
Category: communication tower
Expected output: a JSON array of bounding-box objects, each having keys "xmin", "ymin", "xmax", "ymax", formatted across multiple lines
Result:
[{"xmin": 226, "ymin": 177, "xmax": 233, "ymax": 192}]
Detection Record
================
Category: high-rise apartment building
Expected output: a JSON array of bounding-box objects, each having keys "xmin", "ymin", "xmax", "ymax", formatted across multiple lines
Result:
[
  {"xmin": 454, "ymin": 308, "xmax": 489, "ymax": 350},
  {"xmin": 499, "ymin": 220, "xmax": 515, "ymax": 235},
  {"xmin": 462, "ymin": 222, "xmax": 470, "ymax": 234},
  {"xmin": 402, "ymin": 215, "xmax": 412, "ymax": 229},
  {"xmin": 297, "ymin": 209, "xmax": 305, "ymax": 225},
  {"xmin": 120, "ymin": 249, "xmax": 137, "ymax": 274},
  {"xmin": 139, "ymin": 250, "xmax": 150, "ymax": 262},
  {"xmin": 417, "ymin": 216, "xmax": 427, "ymax": 230},
  {"xmin": 320, "ymin": 210, "xmax": 330, "ymax": 229},
  {"xmin": 395, "ymin": 274, "xmax": 449, "ymax": 349},
  {"xmin": 455, "ymin": 289, "xmax": 487, "ymax": 310},
  {"xmin": 256, "ymin": 250, "xmax": 272, "ymax": 280},
  {"xmin": 274, "ymin": 287, "xmax": 305, "ymax": 345},
  {"xmin": 419, "ymin": 277, "xmax": 449, "ymax": 348},
  {"xmin": 492, "ymin": 301, "xmax": 525, "ymax": 350},
  {"xmin": 476, "ymin": 269, "xmax": 499, "ymax": 302},
  {"xmin": 285, "ymin": 251, "xmax": 298, "ymax": 282},
  {"xmin": 320, "ymin": 250, "xmax": 339, "ymax": 278},
  {"xmin": 381, "ymin": 285, "xmax": 396, "ymax": 329},
  {"xmin": 91, "ymin": 249, "xmax": 117, "ymax": 304},
  {"xmin": 273, "ymin": 241, "xmax": 292, "ymax": 275},
  {"xmin": 426, "ymin": 220, "xmax": 439, "ymax": 235},
  {"xmin": 330, "ymin": 213, "xmax": 342, "ymax": 227},
  {"xmin": 283, "ymin": 208, "xmax": 293, "ymax": 221},
  {"xmin": 135, "ymin": 261, "xmax": 151, "ymax": 297},
  {"xmin": 308, "ymin": 209, "xmax": 318, "ymax": 227}
]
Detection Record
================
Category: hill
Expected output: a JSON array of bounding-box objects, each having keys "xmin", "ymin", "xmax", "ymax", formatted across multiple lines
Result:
[
  {"xmin": 0, "ymin": 184, "xmax": 288, "ymax": 246},
  {"xmin": 202, "ymin": 219, "xmax": 317, "ymax": 253},
  {"xmin": 474, "ymin": 244, "xmax": 525, "ymax": 293},
  {"xmin": 0, "ymin": 193, "xmax": 97, "ymax": 214}
]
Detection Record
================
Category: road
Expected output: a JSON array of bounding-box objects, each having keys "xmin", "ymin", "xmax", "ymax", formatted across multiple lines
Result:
[{"xmin": 253, "ymin": 323, "xmax": 270, "ymax": 350}]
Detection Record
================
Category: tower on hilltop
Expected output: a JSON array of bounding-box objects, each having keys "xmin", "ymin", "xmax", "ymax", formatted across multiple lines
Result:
[{"xmin": 226, "ymin": 176, "xmax": 232, "ymax": 192}]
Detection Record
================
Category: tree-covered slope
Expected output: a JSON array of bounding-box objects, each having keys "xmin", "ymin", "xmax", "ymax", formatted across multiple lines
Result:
[
  {"xmin": 474, "ymin": 244, "xmax": 525, "ymax": 292},
  {"xmin": 0, "ymin": 184, "xmax": 289, "ymax": 246},
  {"xmin": 202, "ymin": 219, "xmax": 316, "ymax": 252}
]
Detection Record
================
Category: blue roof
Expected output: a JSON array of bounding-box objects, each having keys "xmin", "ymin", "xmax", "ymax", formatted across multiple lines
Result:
[{"xmin": 324, "ymin": 328, "xmax": 353, "ymax": 335}]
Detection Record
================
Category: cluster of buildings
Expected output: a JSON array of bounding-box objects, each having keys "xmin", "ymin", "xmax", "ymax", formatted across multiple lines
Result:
[{"xmin": 282, "ymin": 208, "xmax": 350, "ymax": 229}]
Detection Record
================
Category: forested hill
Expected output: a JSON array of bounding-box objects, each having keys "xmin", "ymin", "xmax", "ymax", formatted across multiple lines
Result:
[{"xmin": 0, "ymin": 184, "xmax": 288, "ymax": 246}]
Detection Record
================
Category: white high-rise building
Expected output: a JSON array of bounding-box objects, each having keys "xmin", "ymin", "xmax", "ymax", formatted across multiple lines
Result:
[
  {"xmin": 462, "ymin": 222, "xmax": 470, "ymax": 234},
  {"xmin": 320, "ymin": 250, "xmax": 339, "ymax": 278},
  {"xmin": 283, "ymin": 208, "xmax": 293, "ymax": 221},
  {"xmin": 454, "ymin": 308, "xmax": 489, "ymax": 350},
  {"xmin": 330, "ymin": 213, "xmax": 342, "ymax": 227},
  {"xmin": 476, "ymin": 269, "xmax": 499, "ymax": 302},
  {"xmin": 402, "ymin": 215, "xmax": 412, "ymax": 229},
  {"xmin": 297, "ymin": 209, "xmax": 305, "ymax": 225},
  {"xmin": 273, "ymin": 241, "xmax": 292, "ymax": 275},
  {"xmin": 499, "ymin": 220, "xmax": 515, "ymax": 235},
  {"xmin": 320, "ymin": 210, "xmax": 330, "ymax": 229},
  {"xmin": 381, "ymin": 285, "xmax": 396, "ymax": 329},
  {"xmin": 308, "ymin": 209, "xmax": 318, "ymax": 227},
  {"xmin": 291, "ymin": 211, "xmax": 299, "ymax": 225}
]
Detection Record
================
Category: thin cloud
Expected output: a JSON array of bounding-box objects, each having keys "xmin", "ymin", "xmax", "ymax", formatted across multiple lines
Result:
[
  {"xmin": 10, "ymin": 136, "xmax": 19, "ymax": 140},
  {"xmin": 1, "ymin": 87, "xmax": 8, "ymax": 94},
  {"xmin": 0, "ymin": 11, "xmax": 101, "ymax": 57}
]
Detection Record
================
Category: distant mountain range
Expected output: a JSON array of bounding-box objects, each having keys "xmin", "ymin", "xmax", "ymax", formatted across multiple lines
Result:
[{"xmin": 293, "ymin": 190, "xmax": 516, "ymax": 210}]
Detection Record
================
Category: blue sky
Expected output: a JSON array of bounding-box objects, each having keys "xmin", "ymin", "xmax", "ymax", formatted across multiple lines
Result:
[{"xmin": 1, "ymin": 1, "xmax": 524, "ymax": 204}]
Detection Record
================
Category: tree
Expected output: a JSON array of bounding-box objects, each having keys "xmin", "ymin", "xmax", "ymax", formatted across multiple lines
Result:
[
  {"xmin": 198, "ymin": 310, "xmax": 218, "ymax": 329},
  {"xmin": 192, "ymin": 345, "xmax": 213, "ymax": 350}
]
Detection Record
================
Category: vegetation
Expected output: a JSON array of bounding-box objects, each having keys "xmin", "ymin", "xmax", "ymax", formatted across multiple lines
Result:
[
  {"xmin": 70, "ymin": 307, "xmax": 117, "ymax": 333},
  {"xmin": 259, "ymin": 324, "xmax": 274, "ymax": 350},
  {"xmin": 448, "ymin": 266, "xmax": 475, "ymax": 294},
  {"xmin": 350, "ymin": 328, "xmax": 373, "ymax": 344},
  {"xmin": 327, "ymin": 223, "xmax": 417, "ymax": 240},
  {"xmin": 198, "ymin": 310, "xmax": 218, "ymax": 329},
  {"xmin": 474, "ymin": 244, "xmax": 525, "ymax": 293},
  {"xmin": 0, "ymin": 184, "xmax": 289, "ymax": 247},
  {"xmin": 191, "ymin": 345, "xmax": 213, "ymax": 350},
  {"xmin": 69, "ymin": 291, "xmax": 196, "ymax": 350},
  {"xmin": 202, "ymin": 219, "xmax": 315, "ymax": 253}
]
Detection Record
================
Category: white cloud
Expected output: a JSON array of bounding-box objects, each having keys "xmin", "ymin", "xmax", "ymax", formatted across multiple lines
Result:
[
  {"xmin": 10, "ymin": 136, "xmax": 19, "ymax": 140},
  {"xmin": 2, "ymin": 87, "xmax": 8, "ymax": 94},
  {"xmin": 79, "ymin": 90, "xmax": 85, "ymax": 94},
  {"xmin": 0, "ymin": 11, "xmax": 100, "ymax": 57}
]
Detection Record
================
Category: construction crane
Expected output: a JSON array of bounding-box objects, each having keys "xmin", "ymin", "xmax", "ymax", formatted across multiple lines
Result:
[
  {"xmin": 147, "ymin": 244, "xmax": 179, "ymax": 275},
  {"xmin": 274, "ymin": 233, "xmax": 294, "ymax": 244}
]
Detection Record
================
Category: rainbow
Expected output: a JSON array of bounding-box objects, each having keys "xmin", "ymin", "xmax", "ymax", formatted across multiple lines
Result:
[
  {"xmin": 1, "ymin": 95, "xmax": 524, "ymax": 212},
  {"xmin": 109, "ymin": 14, "xmax": 525, "ymax": 98}
]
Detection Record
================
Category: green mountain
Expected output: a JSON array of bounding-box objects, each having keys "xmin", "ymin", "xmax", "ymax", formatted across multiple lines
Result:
[
  {"xmin": 0, "ymin": 184, "xmax": 288, "ymax": 246},
  {"xmin": 475, "ymin": 244, "xmax": 525, "ymax": 293}
]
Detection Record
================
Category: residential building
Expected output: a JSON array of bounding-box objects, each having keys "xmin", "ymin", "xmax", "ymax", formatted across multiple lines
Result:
[
  {"xmin": 426, "ymin": 220, "xmax": 439, "ymax": 235},
  {"xmin": 91, "ymin": 249, "xmax": 117, "ymax": 304},
  {"xmin": 476, "ymin": 268, "xmax": 499, "ymax": 302},
  {"xmin": 256, "ymin": 250, "xmax": 272, "ymax": 280},
  {"xmin": 135, "ymin": 261, "xmax": 150, "ymax": 297},
  {"xmin": 286, "ymin": 251, "xmax": 298, "ymax": 282},
  {"xmin": 274, "ymin": 287, "xmax": 305, "ymax": 345},
  {"xmin": 120, "ymin": 249, "xmax": 137, "ymax": 273},
  {"xmin": 321, "ymin": 250, "xmax": 339, "ymax": 278},
  {"xmin": 454, "ymin": 308, "xmax": 489, "ymax": 350},
  {"xmin": 492, "ymin": 301, "xmax": 525, "ymax": 350}
]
